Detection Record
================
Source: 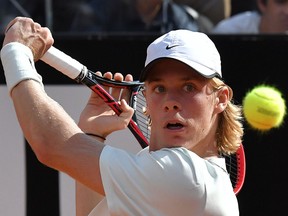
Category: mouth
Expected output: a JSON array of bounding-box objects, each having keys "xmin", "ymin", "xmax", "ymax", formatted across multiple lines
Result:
[{"xmin": 166, "ymin": 122, "xmax": 184, "ymax": 130}]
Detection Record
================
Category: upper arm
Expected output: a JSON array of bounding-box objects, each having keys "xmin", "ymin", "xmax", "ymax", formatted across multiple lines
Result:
[
  {"xmin": 76, "ymin": 181, "xmax": 104, "ymax": 216},
  {"xmin": 52, "ymin": 134, "xmax": 106, "ymax": 195}
]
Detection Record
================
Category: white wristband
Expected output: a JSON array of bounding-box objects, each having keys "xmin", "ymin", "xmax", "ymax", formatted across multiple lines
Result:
[{"xmin": 1, "ymin": 42, "xmax": 44, "ymax": 96}]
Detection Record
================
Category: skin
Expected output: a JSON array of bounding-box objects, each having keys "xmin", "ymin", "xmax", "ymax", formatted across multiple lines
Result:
[
  {"xmin": 258, "ymin": 0, "xmax": 288, "ymax": 33},
  {"xmin": 136, "ymin": 0, "xmax": 162, "ymax": 24},
  {"xmin": 4, "ymin": 17, "xmax": 134, "ymax": 196},
  {"xmin": 144, "ymin": 59, "xmax": 229, "ymax": 157},
  {"xmin": 75, "ymin": 59, "xmax": 231, "ymax": 215},
  {"xmin": 3, "ymin": 17, "xmax": 231, "ymax": 216}
]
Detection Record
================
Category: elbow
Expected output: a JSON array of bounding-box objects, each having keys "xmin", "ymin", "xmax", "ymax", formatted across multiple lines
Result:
[
  {"xmin": 27, "ymin": 136, "xmax": 59, "ymax": 168},
  {"xmin": 27, "ymin": 132, "xmax": 79, "ymax": 170},
  {"xmin": 34, "ymin": 144, "xmax": 54, "ymax": 167}
]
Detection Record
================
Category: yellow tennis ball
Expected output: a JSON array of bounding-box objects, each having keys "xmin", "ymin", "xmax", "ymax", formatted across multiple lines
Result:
[{"xmin": 243, "ymin": 85, "xmax": 286, "ymax": 131}]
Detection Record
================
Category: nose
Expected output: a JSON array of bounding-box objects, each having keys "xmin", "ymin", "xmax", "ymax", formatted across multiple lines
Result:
[{"xmin": 163, "ymin": 96, "xmax": 182, "ymax": 112}]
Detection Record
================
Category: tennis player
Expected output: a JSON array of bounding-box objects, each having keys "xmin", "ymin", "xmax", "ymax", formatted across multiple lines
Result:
[{"xmin": 1, "ymin": 17, "xmax": 243, "ymax": 215}]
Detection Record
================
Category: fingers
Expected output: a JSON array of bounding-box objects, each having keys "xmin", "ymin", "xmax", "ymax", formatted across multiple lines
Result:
[
  {"xmin": 124, "ymin": 74, "xmax": 133, "ymax": 82},
  {"xmin": 4, "ymin": 17, "xmax": 30, "ymax": 34},
  {"xmin": 97, "ymin": 72, "xmax": 133, "ymax": 101},
  {"xmin": 107, "ymin": 72, "xmax": 124, "ymax": 100},
  {"xmin": 89, "ymin": 70, "xmax": 134, "ymax": 107},
  {"xmin": 112, "ymin": 72, "xmax": 124, "ymax": 81},
  {"xmin": 88, "ymin": 71, "xmax": 123, "ymax": 99},
  {"xmin": 119, "ymin": 99, "xmax": 135, "ymax": 126},
  {"xmin": 3, "ymin": 16, "xmax": 54, "ymax": 61},
  {"xmin": 101, "ymin": 72, "xmax": 133, "ymax": 82}
]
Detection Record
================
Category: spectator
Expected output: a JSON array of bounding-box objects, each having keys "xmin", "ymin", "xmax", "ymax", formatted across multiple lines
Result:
[
  {"xmin": 0, "ymin": 0, "xmax": 88, "ymax": 33},
  {"xmin": 212, "ymin": 0, "xmax": 288, "ymax": 34},
  {"xmin": 230, "ymin": 0, "xmax": 257, "ymax": 16},
  {"xmin": 69, "ymin": 0, "xmax": 214, "ymax": 33},
  {"xmin": 174, "ymin": 0, "xmax": 232, "ymax": 25},
  {"xmin": 0, "ymin": 0, "xmax": 214, "ymax": 33},
  {"xmin": 53, "ymin": 0, "xmax": 92, "ymax": 32}
]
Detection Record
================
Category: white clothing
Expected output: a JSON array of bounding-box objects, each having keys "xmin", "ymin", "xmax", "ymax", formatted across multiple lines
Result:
[
  {"xmin": 89, "ymin": 145, "xmax": 239, "ymax": 216},
  {"xmin": 212, "ymin": 11, "xmax": 261, "ymax": 34}
]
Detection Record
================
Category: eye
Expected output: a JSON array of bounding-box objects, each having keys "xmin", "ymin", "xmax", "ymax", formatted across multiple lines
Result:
[
  {"xmin": 184, "ymin": 83, "xmax": 194, "ymax": 92},
  {"xmin": 154, "ymin": 85, "xmax": 165, "ymax": 93}
]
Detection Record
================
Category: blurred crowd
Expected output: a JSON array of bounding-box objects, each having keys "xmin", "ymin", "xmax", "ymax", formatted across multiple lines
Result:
[{"xmin": 1, "ymin": 0, "xmax": 288, "ymax": 34}]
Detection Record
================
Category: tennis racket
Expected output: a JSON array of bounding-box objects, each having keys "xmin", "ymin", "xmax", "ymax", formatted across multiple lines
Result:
[
  {"xmin": 224, "ymin": 143, "xmax": 245, "ymax": 195},
  {"xmin": 41, "ymin": 46, "xmax": 245, "ymax": 195}
]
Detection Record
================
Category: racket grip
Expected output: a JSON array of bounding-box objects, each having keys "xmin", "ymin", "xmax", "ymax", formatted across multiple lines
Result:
[
  {"xmin": 41, "ymin": 46, "xmax": 149, "ymax": 149},
  {"xmin": 41, "ymin": 46, "xmax": 84, "ymax": 80}
]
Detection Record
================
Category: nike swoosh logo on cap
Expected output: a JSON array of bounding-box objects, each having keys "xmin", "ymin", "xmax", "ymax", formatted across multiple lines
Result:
[{"xmin": 166, "ymin": 44, "xmax": 180, "ymax": 50}]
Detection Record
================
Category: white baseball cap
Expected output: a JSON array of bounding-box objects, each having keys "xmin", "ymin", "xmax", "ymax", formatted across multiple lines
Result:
[{"xmin": 139, "ymin": 29, "xmax": 222, "ymax": 81}]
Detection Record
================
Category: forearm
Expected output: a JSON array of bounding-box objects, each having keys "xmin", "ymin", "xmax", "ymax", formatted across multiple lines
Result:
[
  {"xmin": 11, "ymin": 79, "xmax": 82, "ymax": 167},
  {"xmin": 1, "ymin": 41, "xmax": 82, "ymax": 167},
  {"xmin": 2, "ymin": 43, "xmax": 128, "ymax": 195},
  {"xmin": 1, "ymin": 17, "xmax": 106, "ymax": 195},
  {"xmin": 11, "ymin": 79, "xmax": 105, "ymax": 195},
  {"xmin": 12, "ymin": 81, "xmax": 105, "ymax": 214}
]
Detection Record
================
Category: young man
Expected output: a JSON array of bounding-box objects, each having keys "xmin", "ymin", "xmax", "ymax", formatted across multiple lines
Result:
[{"xmin": 1, "ymin": 17, "xmax": 243, "ymax": 215}]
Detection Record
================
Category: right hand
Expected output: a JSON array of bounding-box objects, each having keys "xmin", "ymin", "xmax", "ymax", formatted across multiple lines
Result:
[
  {"xmin": 3, "ymin": 16, "xmax": 54, "ymax": 61},
  {"xmin": 78, "ymin": 72, "xmax": 135, "ymax": 138}
]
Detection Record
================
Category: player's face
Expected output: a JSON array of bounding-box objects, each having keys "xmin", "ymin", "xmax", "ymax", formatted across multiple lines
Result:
[{"xmin": 144, "ymin": 59, "xmax": 227, "ymax": 155}]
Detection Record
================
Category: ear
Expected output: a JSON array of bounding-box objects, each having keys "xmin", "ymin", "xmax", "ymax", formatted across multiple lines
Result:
[{"xmin": 214, "ymin": 86, "xmax": 230, "ymax": 113}]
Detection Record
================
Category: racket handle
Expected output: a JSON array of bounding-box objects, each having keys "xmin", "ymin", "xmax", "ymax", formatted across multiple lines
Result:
[
  {"xmin": 41, "ymin": 46, "xmax": 84, "ymax": 80},
  {"xmin": 41, "ymin": 46, "xmax": 149, "ymax": 148}
]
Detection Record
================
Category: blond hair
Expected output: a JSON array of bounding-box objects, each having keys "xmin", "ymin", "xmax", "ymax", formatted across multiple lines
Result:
[
  {"xmin": 144, "ymin": 77, "xmax": 244, "ymax": 155},
  {"xmin": 210, "ymin": 77, "xmax": 244, "ymax": 155}
]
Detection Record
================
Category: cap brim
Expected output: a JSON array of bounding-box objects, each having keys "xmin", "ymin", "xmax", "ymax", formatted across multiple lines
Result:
[{"xmin": 139, "ymin": 57, "xmax": 221, "ymax": 82}]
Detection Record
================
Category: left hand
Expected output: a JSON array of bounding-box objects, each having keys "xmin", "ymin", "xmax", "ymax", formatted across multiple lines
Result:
[{"xmin": 78, "ymin": 72, "xmax": 135, "ymax": 138}]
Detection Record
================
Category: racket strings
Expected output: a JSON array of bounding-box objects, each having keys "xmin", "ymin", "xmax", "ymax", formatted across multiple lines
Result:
[
  {"xmin": 224, "ymin": 154, "xmax": 239, "ymax": 188},
  {"xmin": 134, "ymin": 89, "xmax": 151, "ymax": 142},
  {"xmin": 105, "ymin": 82, "xmax": 150, "ymax": 142}
]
